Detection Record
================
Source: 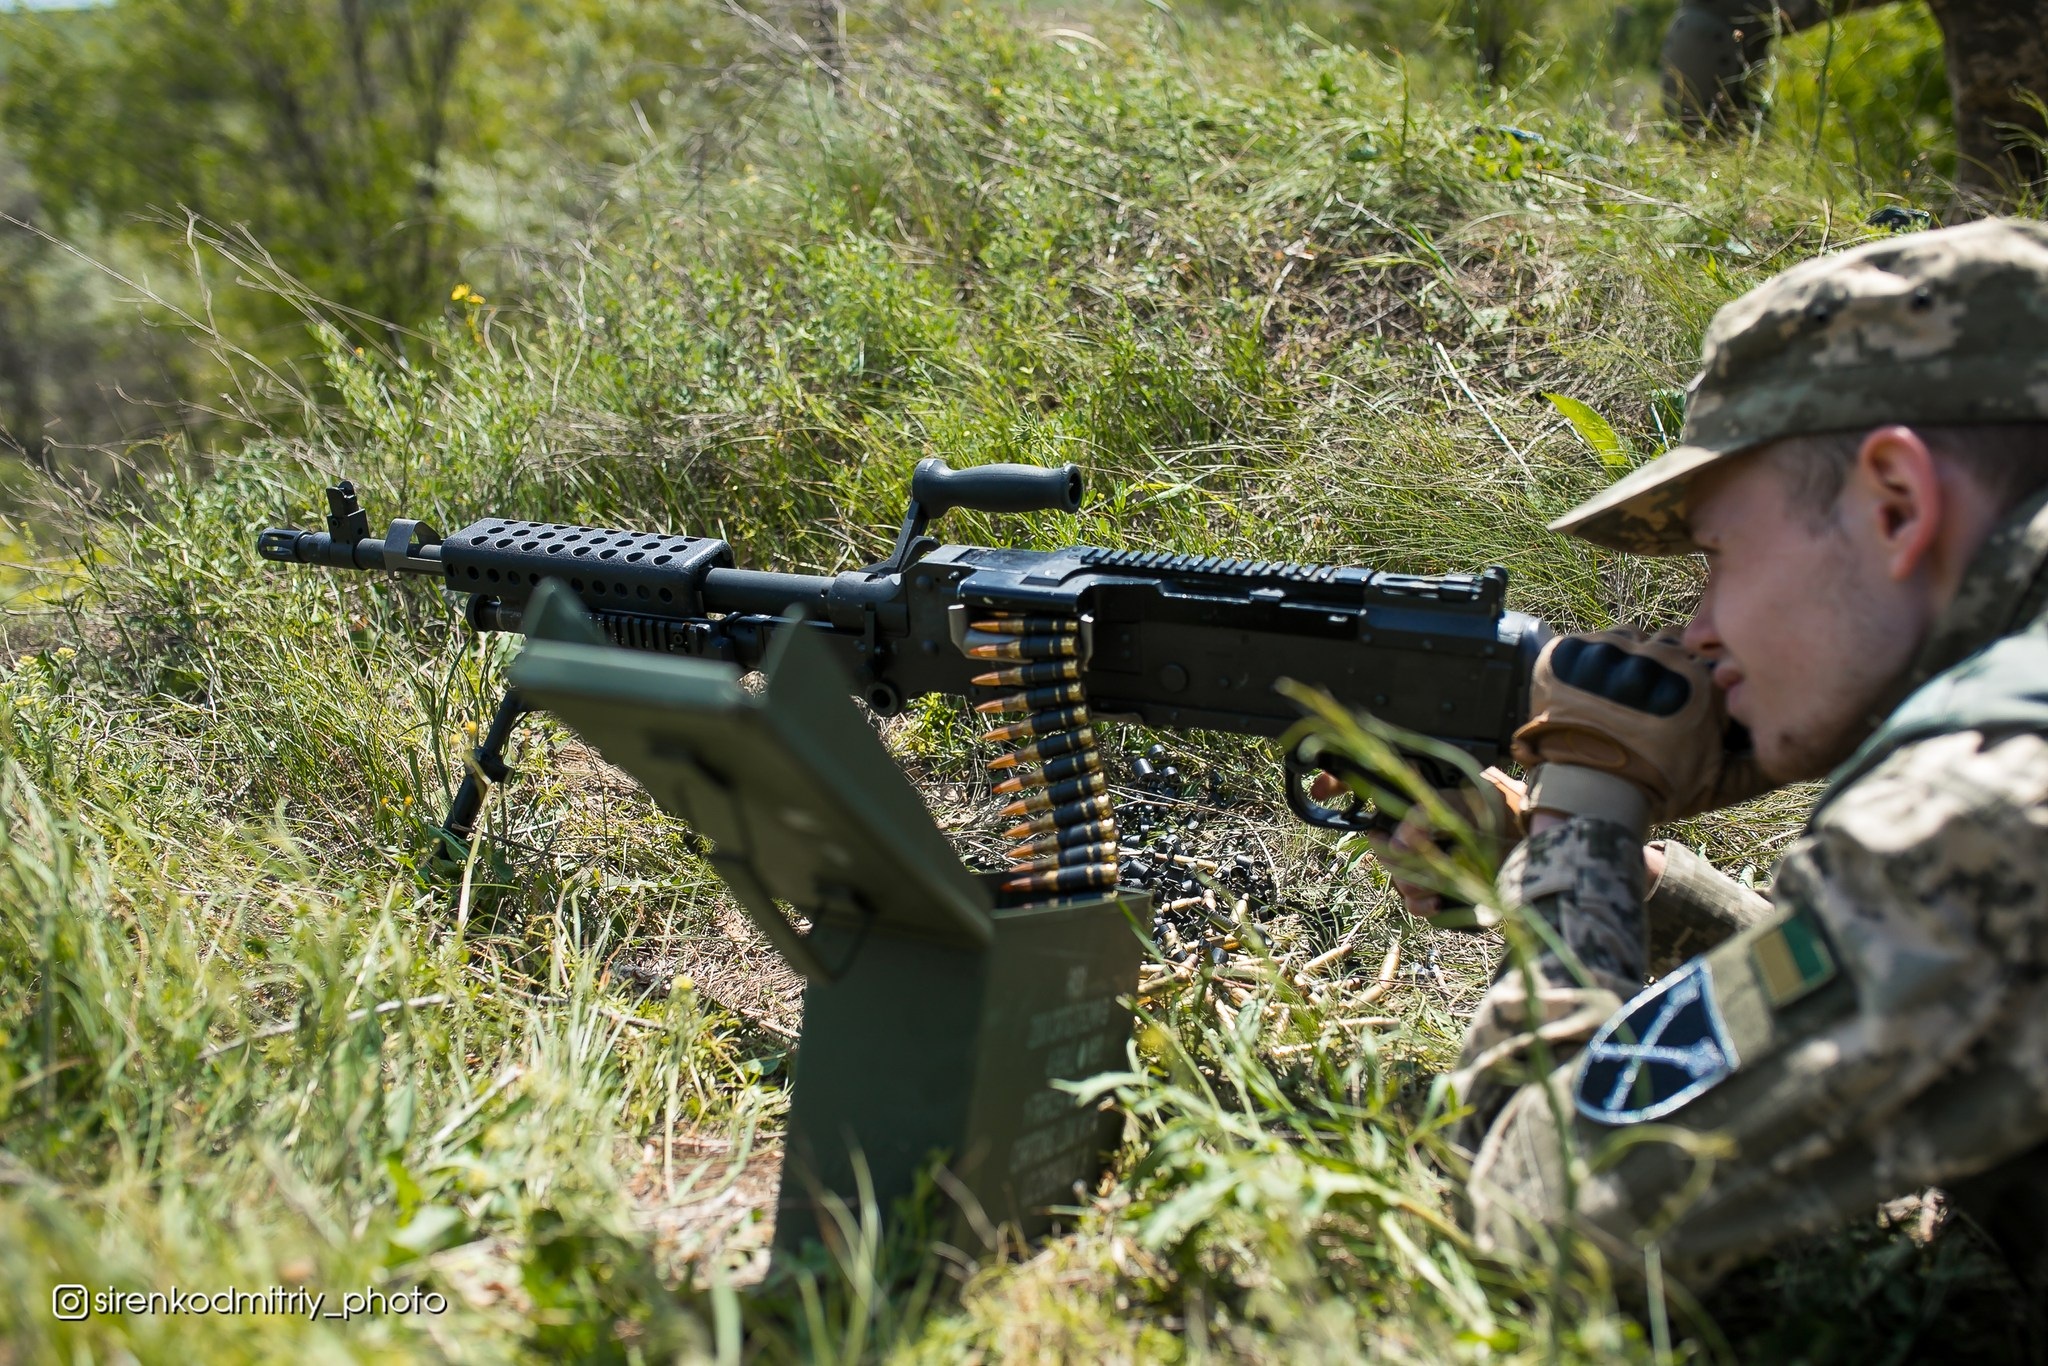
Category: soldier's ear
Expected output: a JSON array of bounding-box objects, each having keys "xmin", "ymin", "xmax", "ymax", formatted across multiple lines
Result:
[{"xmin": 1851, "ymin": 424, "xmax": 1942, "ymax": 584}]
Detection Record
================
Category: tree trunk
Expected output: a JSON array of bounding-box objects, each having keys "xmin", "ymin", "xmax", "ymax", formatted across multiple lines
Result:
[
  {"xmin": 1663, "ymin": 0, "xmax": 2048, "ymax": 210},
  {"xmin": 1922, "ymin": 0, "xmax": 2048, "ymax": 210}
]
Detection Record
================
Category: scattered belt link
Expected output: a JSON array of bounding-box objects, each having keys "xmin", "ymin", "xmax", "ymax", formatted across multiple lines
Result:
[{"xmin": 968, "ymin": 612, "xmax": 1120, "ymax": 902}]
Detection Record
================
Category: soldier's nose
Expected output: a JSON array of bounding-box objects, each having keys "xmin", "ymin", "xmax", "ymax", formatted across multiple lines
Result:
[{"xmin": 1681, "ymin": 604, "xmax": 1720, "ymax": 658}]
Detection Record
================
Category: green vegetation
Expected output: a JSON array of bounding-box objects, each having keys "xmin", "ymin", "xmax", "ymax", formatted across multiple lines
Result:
[
  {"xmin": 0, "ymin": 0, "xmax": 2033, "ymax": 1361},
  {"xmin": 0, "ymin": 0, "xmax": 749, "ymax": 464}
]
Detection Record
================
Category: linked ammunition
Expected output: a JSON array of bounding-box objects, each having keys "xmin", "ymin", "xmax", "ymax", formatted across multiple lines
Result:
[
  {"xmin": 982, "ymin": 705, "xmax": 1090, "ymax": 744},
  {"xmin": 1006, "ymin": 819, "xmax": 1118, "ymax": 859},
  {"xmin": 985, "ymin": 728, "xmax": 1096, "ymax": 767},
  {"xmin": 970, "ymin": 660, "xmax": 1080, "ymax": 688},
  {"xmin": 965, "ymin": 607, "xmax": 1121, "ymax": 906},
  {"xmin": 968, "ymin": 617, "xmax": 1072, "ymax": 634},
  {"xmin": 998, "ymin": 770, "xmax": 1107, "ymax": 817},
  {"xmin": 990, "ymin": 750, "xmax": 1101, "ymax": 794},
  {"xmin": 972, "ymin": 682, "xmax": 1087, "ymax": 716},
  {"xmin": 1001, "ymin": 792, "xmax": 1114, "ymax": 841},
  {"xmin": 1005, "ymin": 840, "xmax": 1119, "ymax": 872},
  {"xmin": 1001, "ymin": 862, "xmax": 1119, "ymax": 895},
  {"xmin": 963, "ymin": 631, "xmax": 1079, "ymax": 661}
]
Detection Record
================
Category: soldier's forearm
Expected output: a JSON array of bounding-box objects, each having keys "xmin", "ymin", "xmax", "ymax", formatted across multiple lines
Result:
[
  {"xmin": 1523, "ymin": 814, "xmax": 1767, "ymax": 974},
  {"xmin": 1496, "ymin": 816, "xmax": 1651, "ymax": 997},
  {"xmin": 1644, "ymin": 839, "xmax": 1775, "ymax": 973},
  {"xmin": 1448, "ymin": 817, "xmax": 1648, "ymax": 1141}
]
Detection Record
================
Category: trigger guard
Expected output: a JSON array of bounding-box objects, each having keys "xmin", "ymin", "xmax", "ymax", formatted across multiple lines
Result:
[{"xmin": 1284, "ymin": 741, "xmax": 1394, "ymax": 834}]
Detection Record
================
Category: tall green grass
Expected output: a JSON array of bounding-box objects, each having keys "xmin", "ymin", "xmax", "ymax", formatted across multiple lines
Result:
[{"xmin": 1, "ymin": 2, "xmax": 2025, "ymax": 1361}]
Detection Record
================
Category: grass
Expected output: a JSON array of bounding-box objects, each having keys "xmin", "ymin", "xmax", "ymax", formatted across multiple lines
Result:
[{"xmin": 0, "ymin": 1, "xmax": 2035, "ymax": 1361}]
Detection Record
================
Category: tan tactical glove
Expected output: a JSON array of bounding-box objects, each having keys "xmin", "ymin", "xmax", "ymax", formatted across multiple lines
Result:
[{"xmin": 1511, "ymin": 628, "xmax": 1769, "ymax": 834}]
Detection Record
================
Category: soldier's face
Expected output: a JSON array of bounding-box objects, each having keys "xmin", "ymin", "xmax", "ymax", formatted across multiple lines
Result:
[{"xmin": 1680, "ymin": 449, "xmax": 1927, "ymax": 782}]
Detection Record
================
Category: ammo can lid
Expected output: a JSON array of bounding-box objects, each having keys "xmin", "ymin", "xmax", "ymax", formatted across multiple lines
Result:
[{"xmin": 508, "ymin": 581, "xmax": 995, "ymax": 962}]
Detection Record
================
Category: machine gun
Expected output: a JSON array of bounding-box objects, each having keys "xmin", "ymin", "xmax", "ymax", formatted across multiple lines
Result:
[
  {"xmin": 259, "ymin": 459, "xmax": 1550, "ymax": 1250},
  {"xmin": 257, "ymin": 458, "xmax": 1549, "ymax": 862}
]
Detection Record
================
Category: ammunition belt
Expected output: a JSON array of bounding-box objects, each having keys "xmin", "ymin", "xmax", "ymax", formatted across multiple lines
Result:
[{"xmin": 968, "ymin": 614, "xmax": 1119, "ymax": 903}]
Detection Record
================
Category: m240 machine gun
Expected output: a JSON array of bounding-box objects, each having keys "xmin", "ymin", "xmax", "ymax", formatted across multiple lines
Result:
[
  {"xmin": 258, "ymin": 457, "xmax": 1550, "ymax": 859},
  {"xmin": 257, "ymin": 459, "xmax": 1550, "ymax": 1254}
]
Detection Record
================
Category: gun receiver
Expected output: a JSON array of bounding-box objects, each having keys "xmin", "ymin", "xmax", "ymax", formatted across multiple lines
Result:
[{"xmin": 257, "ymin": 461, "xmax": 1549, "ymax": 838}]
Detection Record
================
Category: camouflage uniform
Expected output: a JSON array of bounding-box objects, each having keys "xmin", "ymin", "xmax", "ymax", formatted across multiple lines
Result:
[
  {"xmin": 1455, "ymin": 219, "xmax": 2048, "ymax": 1291},
  {"xmin": 1661, "ymin": 0, "xmax": 2047, "ymax": 207}
]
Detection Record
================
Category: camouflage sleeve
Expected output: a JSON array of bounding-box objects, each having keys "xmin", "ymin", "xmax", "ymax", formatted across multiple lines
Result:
[
  {"xmin": 1449, "ymin": 816, "xmax": 1647, "ymax": 1140},
  {"xmin": 1638, "ymin": 733, "xmax": 2048, "ymax": 1277},
  {"xmin": 1643, "ymin": 839, "xmax": 1774, "ymax": 975},
  {"xmin": 1514, "ymin": 728, "xmax": 2048, "ymax": 1280},
  {"xmin": 1453, "ymin": 826, "xmax": 1786, "ymax": 1141},
  {"xmin": 1734, "ymin": 728, "xmax": 2048, "ymax": 1168}
]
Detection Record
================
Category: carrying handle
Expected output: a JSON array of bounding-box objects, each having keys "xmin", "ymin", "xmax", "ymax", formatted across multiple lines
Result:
[
  {"xmin": 910, "ymin": 457, "xmax": 1083, "ymax": 517},
  {"xmin": 879, "ymin": 457, "xmax": 1084, "ymax": 574}
]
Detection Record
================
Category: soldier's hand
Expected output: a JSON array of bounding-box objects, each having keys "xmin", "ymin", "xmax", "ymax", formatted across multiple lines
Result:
[
  {"xmin": 1312, "ymin": 766, "xmax": 1526, "ymax": 922},
  {"xmin": 1512, "ymin": 628, "xmax": 1768, "ymax": 829}
]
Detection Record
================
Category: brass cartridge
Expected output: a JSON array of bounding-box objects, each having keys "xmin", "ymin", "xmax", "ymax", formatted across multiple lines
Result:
[
  {"xmin": 972, "ymin": 681, "xmax": 1087, "ymax": 716},
  {"xmin": 963, "ymin": 631, "xmax": 1079, "ymax": 661},
  {"xmin": 1006, "ymin": 819, "xmax": 1118, "ymax": 859},
  {"xmin": 983, "ymin": 705, "xmax": 1091, "ymax": 744},
  {"xmin": 1005, "ymin": 840, "xmax": 1120, "ymax": 872},
  {"xmin": 998, "ymin": 770, "xmax": 1108, "ymax": 817},
  {"xmin": 1000, "ymin": 792, "xmax": 1114, "ymax": 841},
  {"xmin": 970, "ymin": 660, "xmax": 1081, "ymax": 688},
  {"xmin": 985, "ymin": 728, "xmax": 1096, "ymax": 768},
  {"xmin": 1001, "ymin": 862, "xmax": 1119, "ymax": 895},
  {"xmin": 990, "ymin": 750, "xmax": 1102, "ymax": 794}
]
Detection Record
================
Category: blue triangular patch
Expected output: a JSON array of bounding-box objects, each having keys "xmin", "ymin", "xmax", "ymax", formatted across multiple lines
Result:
[{"xmin": 1574, "ymin": 960, "xmax": 1739, "ymax": 1126}]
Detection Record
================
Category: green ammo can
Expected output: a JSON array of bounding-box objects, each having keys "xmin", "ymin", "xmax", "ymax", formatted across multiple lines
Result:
[{"xmin": 507, "ymin": 581, "xmax": 1152, "ymax": 1256}]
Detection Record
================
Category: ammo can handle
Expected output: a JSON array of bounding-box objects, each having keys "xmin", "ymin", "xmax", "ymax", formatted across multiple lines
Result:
[{"xmin": 911, "ymin": 458, "xmax": 1082, "ymax": 517}]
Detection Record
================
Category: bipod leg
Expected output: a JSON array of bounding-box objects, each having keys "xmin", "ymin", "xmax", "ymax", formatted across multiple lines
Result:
[{"xmin": 438, "ymin": 688, "xmax": 534, "ymax": 859}]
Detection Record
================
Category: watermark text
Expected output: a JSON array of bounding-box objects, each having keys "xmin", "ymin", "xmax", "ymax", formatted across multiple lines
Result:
[{"xmin": 52, "ymin": 1283, "xmax": 446, "ymax": 1323}]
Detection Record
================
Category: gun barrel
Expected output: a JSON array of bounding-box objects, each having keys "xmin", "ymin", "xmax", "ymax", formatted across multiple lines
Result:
[
  {"xmin": 257, "ymin": 528, "xmax": 380, "ymax": 570},
  {"xmin": 257, "ymin": 521, "xmax": 444, "ymax": 575},
  {"xmin": 260, "ymin": 515, "xmax": 839, "ymax": 629},
  {"xmin": 702, "ymin": 567, "xmax": 833, "ymax": 616}
]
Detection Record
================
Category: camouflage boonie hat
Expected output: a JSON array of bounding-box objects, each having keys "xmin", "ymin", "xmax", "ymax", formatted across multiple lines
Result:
[{"xmin": 1553, "ymin": 217, "xmax": 2048, "ymax": 555}]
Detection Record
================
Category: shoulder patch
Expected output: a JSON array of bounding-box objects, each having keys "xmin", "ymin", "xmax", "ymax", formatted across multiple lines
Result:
[
  {"xmin": 1750, "ymin": 907, "xmax": 1837, "ymax": 1008},
  {"xmin": 1574, "ymin": 961, "xmax": 1739, "ymax": 1126}
]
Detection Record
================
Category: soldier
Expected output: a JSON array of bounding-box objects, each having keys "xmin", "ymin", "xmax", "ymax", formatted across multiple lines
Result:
[
  {"xmin": 1366, "ymin": 218, "xmax": 2048, "ymax": 1316},
  {"xmin": 1661, "ymin": 0, "xmax": 2046, "ymax": 208}
]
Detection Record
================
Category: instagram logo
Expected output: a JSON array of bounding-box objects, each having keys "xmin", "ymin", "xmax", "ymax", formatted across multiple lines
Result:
[{"xmin": 52, "ymin": 1285, "xmax": 89, "ymax": 1321}]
